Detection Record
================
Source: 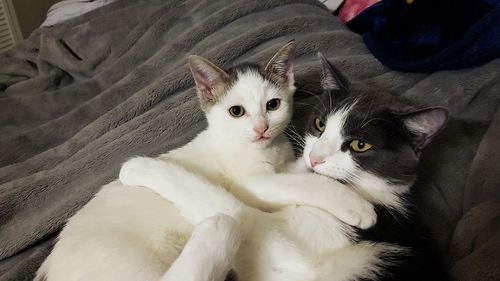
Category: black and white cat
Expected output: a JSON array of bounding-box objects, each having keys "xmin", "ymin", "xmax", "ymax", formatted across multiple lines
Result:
[
  {"xmin": 35, "ymin": 42, "xmax": 377, "ymax": 281},
  {"xmin": 301, "ymin": 54, "xmax": 450, "ymax": 281},
  {"xmin": 118, "ymin": 54, "xmax": 450, "ymax": 281}
]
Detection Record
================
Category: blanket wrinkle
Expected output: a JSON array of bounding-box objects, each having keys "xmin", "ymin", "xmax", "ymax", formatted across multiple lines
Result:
[{"xmin": 0, "ymin": 0, "xmax": 499, "ymax": 280}]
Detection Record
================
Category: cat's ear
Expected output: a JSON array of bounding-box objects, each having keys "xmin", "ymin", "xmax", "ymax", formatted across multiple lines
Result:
[
  {"xmin": 265, "ymin": 40, "xmax": 296, "ymax": 88},
  {"xmin": 400, "ymin": 107, "xmax": 448, "ymax": 151},
  {"xmin": 318, "ymin": 52, "xmax": 347, "ymax": 91},
  {"xmin": 188, "ymin": 55, "xmax": 230, "ymax": 109}
]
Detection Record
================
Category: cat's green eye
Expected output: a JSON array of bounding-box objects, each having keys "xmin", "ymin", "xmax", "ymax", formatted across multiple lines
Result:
[
  {"xmin": 229, "ymin": 106, "xmax": 245, "ymax": 118},
  {"xmin": 266, "ymin": 98, "xmax": 281, "ymax": 111},
  {"xmin": 350, "ymin": 140, "xmax": 373, "ymax": 153},
  {"xmin": 314, "ymin": 118, "xmax": 325, "ymax": 132}
]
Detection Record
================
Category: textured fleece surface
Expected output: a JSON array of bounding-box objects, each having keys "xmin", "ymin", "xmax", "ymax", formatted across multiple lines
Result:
[{"xmin": 0, "ymin": 0, "xmax": 499, "ymax": 280}]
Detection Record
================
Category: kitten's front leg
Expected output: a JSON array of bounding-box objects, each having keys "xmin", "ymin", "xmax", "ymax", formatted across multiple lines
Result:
[
  {"xmin": 119, "ymin": 157, "xmax": 174, "ymax": 188},
  {"xmin": 241, "ymin": 173, "xmax": 377, "ymax": 229},
  {"xmin": 119, "ymin": 157, "xmax": 248, "ymax": 225}
]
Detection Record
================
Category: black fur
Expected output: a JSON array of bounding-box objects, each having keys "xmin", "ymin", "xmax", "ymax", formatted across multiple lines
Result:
[{"xmin": 356, "ymin": 204, "xmax": 449, "ymax": 281}]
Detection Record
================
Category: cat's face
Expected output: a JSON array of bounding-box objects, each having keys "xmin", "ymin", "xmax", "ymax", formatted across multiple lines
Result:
[
  {"xmin": 188, "ymin": 41, "xmax": 296, "ymax": 146},
  {"xmin": 303, "ymin": 54, "xmax": 448, "ymax": 202}
]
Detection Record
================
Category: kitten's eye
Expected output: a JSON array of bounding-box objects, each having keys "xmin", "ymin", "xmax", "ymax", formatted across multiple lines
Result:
[
  {"xmin": 349, "ymin": 140, "xmax": 373, "ymax": 153},
  {"xmin": 314, "ymin": 118, "xmax": 325, "ymax": 132},
  {"xmin": 229, "ymin": 106, "xmax": 245, "ymax": 117},
  {"xmin": 266, "ymin": 98, "xmax": 281, "ymax": 111}
]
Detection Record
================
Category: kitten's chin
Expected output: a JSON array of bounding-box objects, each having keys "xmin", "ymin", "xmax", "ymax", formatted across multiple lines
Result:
[
  {"xmin": 251, "ymin": 133, "xmax": 278, "ymax": 145},
  {"xmin": 252, "ymin": 137, "xmax": 273, "ymax": 146},
  {"xmin": 254, "ymin": 136, "xmax": 272, "ymax": 142}
]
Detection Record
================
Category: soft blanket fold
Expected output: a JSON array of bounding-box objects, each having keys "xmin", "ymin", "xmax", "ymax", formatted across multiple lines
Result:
[{"xmin": 0, "ymin": 0, "xmax": 499, "ymax": 280}]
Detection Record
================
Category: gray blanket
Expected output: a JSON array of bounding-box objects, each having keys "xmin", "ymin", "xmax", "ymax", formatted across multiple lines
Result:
[{"xmin": 0, "ymin": 0, "xmax": 499, "ymax": 280}]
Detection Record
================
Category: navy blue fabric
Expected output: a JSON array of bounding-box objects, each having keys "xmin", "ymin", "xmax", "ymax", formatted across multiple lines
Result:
[{"xmin": 347, "ymin": 0, "xmax": 500, "ymax": 72}]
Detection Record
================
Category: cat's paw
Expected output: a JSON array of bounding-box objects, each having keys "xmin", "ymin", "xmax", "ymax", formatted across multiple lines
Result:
[
  {"xmin": 119, "ymin": 157, "xmax": 160, "ymax": 187},
  {"xmin": 334, "ymin": 199, "xmax": 377, "ymax": 229}
]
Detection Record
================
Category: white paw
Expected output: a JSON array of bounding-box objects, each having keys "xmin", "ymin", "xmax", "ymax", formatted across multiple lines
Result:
[
  {"xmin": 119, "ymin": 157, "xmax": 158, "ymax": 187},
  {"xmin": 334, "ymin": 200, "xmax": 377, "ymax": 229}
]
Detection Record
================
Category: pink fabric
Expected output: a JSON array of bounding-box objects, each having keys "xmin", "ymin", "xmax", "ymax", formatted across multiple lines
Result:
[{"xmin": 339, "ymin": 0, "xmax": 380, "ymax": 23}]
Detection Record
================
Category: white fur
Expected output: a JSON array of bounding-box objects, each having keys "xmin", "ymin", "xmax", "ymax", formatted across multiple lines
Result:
[
  {"xmin": 305, "ymin": 107, "xmax": 357, "ymax": 180},
  {"xmin": 37, "ymin": 71, "xmax": 386, "ymax": 281},
  {"xmin": 316, "ymin": 242, "xmax": 409, "ymax": 281},
  {"xmin": 208, "ymin": 70, "xmax": 292, "ymax": 144},
  {"xmin": 161, "ymin": 214, "xmax": 241, "ymax": 281}
]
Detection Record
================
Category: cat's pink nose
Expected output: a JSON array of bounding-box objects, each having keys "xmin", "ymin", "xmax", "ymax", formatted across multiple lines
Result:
[
  {"xmin": 253, "ymin": 124, "xmax": 268, "ymax": 135},
  {"xmin": 310, "ymin": 155, "xmax": 325, "ymax": 167}
]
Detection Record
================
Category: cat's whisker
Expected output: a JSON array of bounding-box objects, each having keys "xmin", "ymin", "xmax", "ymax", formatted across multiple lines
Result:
[
  {"xmin": 296, "ymin": 89, "xmax": 328, "ymax": 112},
  {"xmin": 295, "ymin": 101, "xmax": 318, "ymax": 108},
  {"xmin": 296, "ymin": 88, "xmax": 320, "ymax": 97},
  {"xmin": 358, "ymin": 100, "xmax": 375, "ymax": 128},
  {"xmin": 360, "ymin": 116, "xmax": 391, "ymax": 129},
  {"xmin": 286, "ymin": 126, "xmax": 305, "ymax": 146},
  {"xmin": 328, "ymin": 90, "xmax": 333, "ymax": 111}
]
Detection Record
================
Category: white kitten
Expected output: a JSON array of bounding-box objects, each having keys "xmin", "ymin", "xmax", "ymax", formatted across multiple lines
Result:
[{"xmin": 35, "ymin": 41, "xmax": 376, "ymax": 281}]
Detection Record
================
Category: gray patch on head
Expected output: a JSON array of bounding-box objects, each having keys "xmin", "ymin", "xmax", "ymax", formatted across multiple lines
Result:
[
  {"xmin": 197, "ymin": 63, "xmax": 263, "ymax": 112},
  {"xmin": 201, "ymin": 63, "xmax": 281, "ymax": 111},
  {"xmin": 195, "ymin": 41, "xmax": 295, "ymax": 112}
]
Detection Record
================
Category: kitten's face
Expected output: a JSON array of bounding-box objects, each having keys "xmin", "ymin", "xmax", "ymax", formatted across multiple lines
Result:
[
  {"xmin": 188, "ymin": 41, "xmax": 296, "ymax": 146},
  {"xmin": 208, "ymin": 69, "xmax": 294, "ymax": 145},
  {"xmin": 303, "ymin": 54, "xmax": 447, "ymax": 196}
]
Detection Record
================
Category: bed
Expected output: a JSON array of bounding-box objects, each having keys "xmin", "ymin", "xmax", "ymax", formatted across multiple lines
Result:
[{"xmin": 0, "ymin": 0, "xmax": 499, "ymax": 280}]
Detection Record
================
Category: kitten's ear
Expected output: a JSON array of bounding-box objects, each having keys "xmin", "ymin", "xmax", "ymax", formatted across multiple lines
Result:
[
  {"xmin": 188, "ymin": 55, "xmax": 230, "ymax": 109},
  {"xmin": 318, "ymin": 52, "xmax": 347, "ymax": 91},
  {"xmin": 265, "ymin": 40, "xmax": 296, "ymax": 87},
  {"xmin": 400, "ymin": 107, "xmax": 448, "ymax": 151}
]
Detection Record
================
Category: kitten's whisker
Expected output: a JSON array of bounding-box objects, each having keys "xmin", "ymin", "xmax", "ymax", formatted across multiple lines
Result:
[
  {"xmin": 287, "ymin": 125, "xmax": 305, "ymax": 144},
  {"xmin": 284, "ymin": 132, "xmax": 305, "ymax": 146},
  {"xmin": 284, "ymin": 130, "xmax": 305, "ymax": 146},
  {"xmin": 287, "ymin": 125, "xmax": 303, "ymax": 138}
]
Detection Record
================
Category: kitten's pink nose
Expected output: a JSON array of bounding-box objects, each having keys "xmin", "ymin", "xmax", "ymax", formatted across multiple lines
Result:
[
  {"xmin": 309, "ymin": 154, "xmax": 325, "ymax": 167},
  {"xmin": 253, "ymin": 124, "xmax": 269, "ymax": 135}
]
